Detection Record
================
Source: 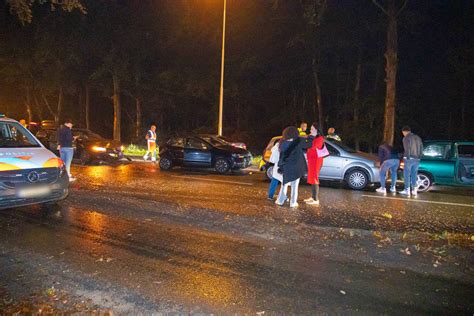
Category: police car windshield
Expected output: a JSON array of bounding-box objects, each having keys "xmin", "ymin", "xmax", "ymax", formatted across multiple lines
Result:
[{"xmin": 0, "ymin": 122, "xmax": 41, "ymax": 148}]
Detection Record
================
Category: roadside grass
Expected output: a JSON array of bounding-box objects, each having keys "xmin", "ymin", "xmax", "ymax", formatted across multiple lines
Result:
[
  {"xmin": 252, "ymin": 155, "xmax": 262, "ymax": 167},
  {"xmin": 123, "ymin": 144, "xmax": 147, "ymax": 156}
]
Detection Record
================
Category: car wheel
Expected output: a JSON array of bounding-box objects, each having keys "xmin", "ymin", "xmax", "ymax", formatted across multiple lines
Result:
[
  {"xmin": 159, "ymin": 156, "xmax": 173, "ymax": 171},
  {"xmin": 80, "ymin": 150, "xmax": 90, "ymax": 165},
  {"xmin": 416, "ymin": 172, "xmax": 432, "ymax": 192},
  {"xmin": 345, "ymin": 168, "xmax": 369, "ymax": 190},
  {"xmin": 266, "ymin": 165, "xmax": 274, "ymax": 180},
  {"xmin": 215, "ymin": 158, "xmax": 231, "ymax": 174}
]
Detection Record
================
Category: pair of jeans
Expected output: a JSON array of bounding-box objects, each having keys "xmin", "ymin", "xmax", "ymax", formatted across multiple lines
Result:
[
  {"xmin": 60, "ymin": 147, "xmax": 74, "ymax": 177},
  {"xmin": 380, "ymin": 159, "xmax": 399, "ymax": 189},
  {"xmin": 403, "ymin": 158, "xmax": 420, "ymax": 190},
  {"xmin": 268, "ymin": 178, "xmax": 280, "ymax": 198},
  {"xmin": 276, "ymin": 178, "xmax": 300, "ymax": 206}
]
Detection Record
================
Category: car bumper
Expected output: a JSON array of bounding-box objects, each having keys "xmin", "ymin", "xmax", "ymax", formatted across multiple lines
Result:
[
  {"xmin": 232, "ymin": 156, "xmax": 252, "ymax": 169},
  {"xmin": 92, "ymin": 151, "xmax": 125, "ymax": 161},
  {"xmin": 0, "ymin": 173, "xmax": 69, "ymax": 210}
]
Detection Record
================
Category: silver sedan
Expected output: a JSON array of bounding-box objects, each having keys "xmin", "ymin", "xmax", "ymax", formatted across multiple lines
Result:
[{"xmin": 263, "ymin": 137, "xmax": 380, "ymax": 190}]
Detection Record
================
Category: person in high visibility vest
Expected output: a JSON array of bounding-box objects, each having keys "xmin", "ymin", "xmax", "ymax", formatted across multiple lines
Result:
[
  {"xmin": 143, "ymin": 124, "xmax": 158, "ymax": 162},
  {"xmin": 298, "ymin": 121, "xmax": 308, "ymax": 137}
]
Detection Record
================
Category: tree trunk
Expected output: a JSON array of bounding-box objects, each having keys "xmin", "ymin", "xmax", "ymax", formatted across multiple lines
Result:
[
  {"xmin": 383, "ymin": 0, "xmax": 398, "ymax": 146},
  {"xmin": 112, "ymin": 74, "xmax": 121, "ymax": 142},
  {"xmin": 56, "ymin": 87, "xmax": 63, "ymax": 124},
  {"xmin": 25, "ymin": 86, "xmax": 33, "ymax": 122},
  {"xmin": 353, "ymin": 50, "xmax": 362, "ymax": 151},
  {"xmin": 85, "ymin": 85, "xmax": 90, "ymax": 130},
  {"xmin": 312, "ymin": 58, "xmax": 324, "ymax": 131},
  {"xmin": 33, "ymin": 94, "xmax": 44, "ymax": 121},
  {"xmin": 135, "ymin": 97, "xmax": 141, "ymax": 139}
]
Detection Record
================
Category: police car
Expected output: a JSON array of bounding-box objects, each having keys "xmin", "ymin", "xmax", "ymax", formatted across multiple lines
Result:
[{"xmin": 0, "ymin": 114, "xmax": 69, "ymax": 209}]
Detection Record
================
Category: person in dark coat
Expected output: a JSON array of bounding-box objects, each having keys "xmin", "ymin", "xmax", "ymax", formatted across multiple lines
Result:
[{"xmin": 275, "ymin": 126, "xmax": 313, "ymax": 208}]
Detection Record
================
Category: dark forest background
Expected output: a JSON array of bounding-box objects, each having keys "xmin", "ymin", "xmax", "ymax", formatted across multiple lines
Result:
[{"xmin": 1, "ymin": 0, "xmax": 473, "ymax": 153}]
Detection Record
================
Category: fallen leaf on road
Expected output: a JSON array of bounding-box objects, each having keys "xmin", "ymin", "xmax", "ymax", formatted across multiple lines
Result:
[
  {"xmin": 382, "ymin": 212, "xmax": 393, "ymax": 219},
  {"xmin": 400, "ymin": 248, "xmax": 412, "ymax": 255},
  {"xmin": 373, "ymin": 231, "xmax": 383, "ymax": 239}
]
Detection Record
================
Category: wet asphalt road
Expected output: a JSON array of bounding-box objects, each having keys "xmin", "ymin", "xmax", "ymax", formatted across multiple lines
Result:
[{"xmin": 0, "ymin": 162, "xmax": 473, "ymax": 314}]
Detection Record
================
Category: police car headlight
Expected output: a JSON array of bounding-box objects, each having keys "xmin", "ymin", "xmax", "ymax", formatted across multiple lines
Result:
[{"xmin": 92, "ymin": 146, "xmax": 107, "ymax": 152}]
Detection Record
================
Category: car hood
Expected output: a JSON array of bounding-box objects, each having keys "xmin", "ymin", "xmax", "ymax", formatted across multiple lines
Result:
[
  {"xmin": 215, "ymin": 145, "xmax": 250, "ymax": 155},
  {"xmin": 0, "ymin": 147, "xmax": 60, "ymax": 170},
  {"xmin": 344, "ymin": 151, "xmax": 378, "ymax": 163}
]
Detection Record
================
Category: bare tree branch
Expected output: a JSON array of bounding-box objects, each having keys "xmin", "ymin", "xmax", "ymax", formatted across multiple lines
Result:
[
  {"xmin": 396, "ymin": 0, "xmax": 409, "ymax": 18},
  {"xmin": 371, "ymin": 0, "xmax": 389, "ymax": 16}
]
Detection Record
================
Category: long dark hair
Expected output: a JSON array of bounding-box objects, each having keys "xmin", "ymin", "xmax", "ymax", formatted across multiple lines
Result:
[
  {"xmin": 311, "ymin": 122, "xmax": 321, "ymax": 136},
  {"xmin": 282, "ymin": 126, "xmax": 299, "ymax": 140}
]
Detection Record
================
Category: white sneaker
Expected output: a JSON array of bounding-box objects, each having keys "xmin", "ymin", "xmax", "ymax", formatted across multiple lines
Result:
[
  {"xmin": 69, "ymin": 177, "xmax": 77, "ymax": 182},
  {"xmin": 399, "ymin": 189, "xmax": 411, "ymax": 197},
  {"xmin": 304, "ymin": 197, "xmax": 314, "ymax": 202},
  {"xmin": 390, "ymin": 187, "xmax": 397, "ymax": 193},
  {"xmin": 143, "ymin": 155, "xmax": 148, "ymax": 161},
  {"xmin": 376, "ymin": 187, "xmax": 386, "ymax": 194},
  {"xmin": 275, "ymin": 200, "xmax": 284, "ymax": 206},
  {"xmin": 306, "ymin": 199, "xmax": 320, "ymax": 206},
  {"xmin": 412, "ymin": 188, "xmax": 418, "ymax": 197},
  {"xmin": 151, "ymin": 157, "xmax": 156, "ymax": 162},
  {"xmin": 290, "ymin": 203, "xmax": 299, "ymax": 208}
]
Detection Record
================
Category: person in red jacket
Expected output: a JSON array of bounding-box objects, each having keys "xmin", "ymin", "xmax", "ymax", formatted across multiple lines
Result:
[{"xmin": 304, "ymin": 123, "xmax": 327, "ymax": 206}]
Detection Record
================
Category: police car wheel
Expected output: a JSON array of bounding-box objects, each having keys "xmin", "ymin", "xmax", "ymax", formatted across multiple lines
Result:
[
  {"xmin": 159, "ymin": 156, "xmax": 173, "ymax": 170},
  {"xmin": 215, "ymin": 158, "xmax": 231, "ymax": 174}
]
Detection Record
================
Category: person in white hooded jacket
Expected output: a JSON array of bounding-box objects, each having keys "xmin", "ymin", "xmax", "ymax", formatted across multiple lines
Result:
[{"xmin": 267, "ymin": 141, "xmax": 284, "ymax": 200}]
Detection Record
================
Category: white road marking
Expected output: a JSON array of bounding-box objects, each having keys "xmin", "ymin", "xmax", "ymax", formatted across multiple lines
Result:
[
  {"xmin": 170, "ymin": 175, "xmax": 254, "ymax": 186},
  {"xmin": 362, "ymin": 194, "xmax": 474, "ymax": 208}
]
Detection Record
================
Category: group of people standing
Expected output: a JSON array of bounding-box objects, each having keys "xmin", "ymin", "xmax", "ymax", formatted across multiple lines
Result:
[
  {"xmin": 268, "ymin": 122, "xmax": 329, "ymax": 208},
  {"xmin": 267, "ymin": 122, "xmax": 424, "ymax": 208},
  {"xmin": 376, "ymin": 126, "xmax": 424, "ymax": 197}
]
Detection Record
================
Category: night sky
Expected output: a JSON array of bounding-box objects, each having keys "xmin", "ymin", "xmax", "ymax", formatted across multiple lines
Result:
[{"xmin": 0, "ymin": 0, "xmax": 472, "ymax": 151}]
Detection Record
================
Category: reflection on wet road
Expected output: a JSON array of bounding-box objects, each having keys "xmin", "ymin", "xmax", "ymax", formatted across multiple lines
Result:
[{"xmin": 0, "ymin": 162, "xmax": 473, "ymax": 313}]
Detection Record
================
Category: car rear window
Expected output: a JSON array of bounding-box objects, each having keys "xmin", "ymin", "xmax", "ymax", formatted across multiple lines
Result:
[
  {"xmin": 168, "ymin": 137, "xmax": 184, "ymax": 147},
  {"xmin": 0, "ymin": 122, "xmax": 40, "ymax": 148}
]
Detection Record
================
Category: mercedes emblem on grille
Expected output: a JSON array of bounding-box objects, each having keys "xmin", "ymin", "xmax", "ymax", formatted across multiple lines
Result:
[{"xmin": 26, "ymin": 171, "xmax": 40, "ymax": 183}]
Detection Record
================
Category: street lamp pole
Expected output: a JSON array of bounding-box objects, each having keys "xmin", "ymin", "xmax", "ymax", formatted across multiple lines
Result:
[{"xmin": 218, "ymin": 0, "xmax": 226, "ymax": 136}]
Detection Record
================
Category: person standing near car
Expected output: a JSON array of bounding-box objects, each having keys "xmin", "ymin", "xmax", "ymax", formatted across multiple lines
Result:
[
  {"xmin": 267, "ymin": 138, "xmax": 283, "ymax": 200},
  {"xmin": 276, "ymin": 126, "xmax": 313, "ymax": 208},
  {"xmin": 57, "ymin": 118, "xmax": 76, "ymax": 182},
  {"xmin": 298, "ymin": 121, "xmax": 308, "ymax": 137},
  {"xmin": 304, "ymin": 123, "xmax": 327, "ymax": 206},
  {"xmin": 143, "ymin": 124, "xmax": 157, "ymax": 162},
  {"xmin": 376, "ymin": 142, "xmax": 400, "ymax": 194},
  {"xmin": 326, "ymin": 127, "xmax": 342, "ymax": 142},
  {"xmin": 399, "ymin": 126, "xmax": 424, "ymax": 197}
]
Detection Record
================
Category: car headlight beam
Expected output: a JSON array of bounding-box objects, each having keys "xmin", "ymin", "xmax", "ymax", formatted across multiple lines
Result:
[{"xmin": 92, "ymin": 146, "xmax": 107, "ymax": 152}]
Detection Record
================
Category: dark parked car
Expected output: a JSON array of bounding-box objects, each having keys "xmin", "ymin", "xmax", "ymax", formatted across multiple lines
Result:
[
  {"xmin": 37, "ymin": 128, "xmax": 125, "ymax": 165},
  {"xmin": 159, "ymin": 136, "xmax": 252, "ymax": 173}
]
